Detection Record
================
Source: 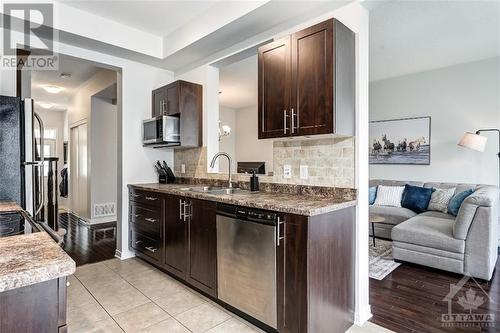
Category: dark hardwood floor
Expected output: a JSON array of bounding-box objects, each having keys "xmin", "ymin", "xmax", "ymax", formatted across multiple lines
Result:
[
  {"xmin": 370, "ymin": 258, "xmax": 500, "ymax": 333},
  {"xmin": 59, "ymin": 212, "xmax": 117, "ymax": 266}
]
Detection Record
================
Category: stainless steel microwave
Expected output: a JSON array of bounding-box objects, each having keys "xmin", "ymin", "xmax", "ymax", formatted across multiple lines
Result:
[{"xmin": 142, "ymin": 115, "xmax": 180, "ymax": 147}]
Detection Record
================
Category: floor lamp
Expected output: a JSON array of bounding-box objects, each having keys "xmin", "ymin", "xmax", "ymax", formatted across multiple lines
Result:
[{"xmin": 458, "ymin": 129, "xmax": 500, "ymax": 188}]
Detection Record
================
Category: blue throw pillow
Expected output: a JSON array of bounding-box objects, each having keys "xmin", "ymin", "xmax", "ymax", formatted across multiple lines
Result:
[
  {"xmin": 401, "ymin": 184, "xmax": 435, "ymax": 214},
  {"xmin": 369, "ymin": 186, "xmax": 377, "ymax": 205},
  {"xmin": 448, "ymin": 189, "xmax": 474, "ymax": 216}
]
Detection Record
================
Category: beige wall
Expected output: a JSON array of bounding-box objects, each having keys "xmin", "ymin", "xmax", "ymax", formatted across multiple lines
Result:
[{"xmin": 218, "ymin": 107, "xmax": 236, "ymax": 172}]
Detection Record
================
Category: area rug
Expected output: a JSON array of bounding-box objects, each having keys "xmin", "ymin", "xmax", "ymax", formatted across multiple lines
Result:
[{"xmin": 369, "ymin": 239, "xmax": 401, "ymax": 280}]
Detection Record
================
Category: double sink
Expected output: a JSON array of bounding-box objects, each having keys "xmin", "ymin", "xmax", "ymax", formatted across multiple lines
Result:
[{"xmin": 180, "ymin": 186, "xmax": 243, "ymax": 195}]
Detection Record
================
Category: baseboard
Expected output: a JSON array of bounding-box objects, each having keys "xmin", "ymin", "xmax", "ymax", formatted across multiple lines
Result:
[
  {"xmin": 354, "ymin": 304, "xmax": 372, "ymax": 326},
  {"xmin": 115, "ymin": 249, "xmax": 135, "ymax": 260}
]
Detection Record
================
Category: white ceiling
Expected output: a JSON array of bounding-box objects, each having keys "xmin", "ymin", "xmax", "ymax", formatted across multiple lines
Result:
[
  {"xmin": 31, "ymin": 54, "xmax": 103, "ymax": 111},
  {"xmin": 219, "ymin": 54, "xmax": 258, "ymax": 110},
  {"xmin": 63, "ymin": 1, "xmax": 218, "ymax": 37},
  {"xmin": 370, "ymin": 0, "xmax": 500, "ymax": 81}
]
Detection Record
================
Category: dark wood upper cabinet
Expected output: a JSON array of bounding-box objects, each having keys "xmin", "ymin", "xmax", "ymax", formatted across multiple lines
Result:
[
  {"xmin": 258, "ymin": 37, "xmax": 292, "ymax": 139},
  {"xmin": 258, "ymin": 18, "xmax": 354, "ymax": 139},
  {"xmin": 151, "ymin": 80, "xmax": 203, "ymax": 147},
  {"xmin": 164, "ymin": 195, "xmax": 188, "ymax": 280},
  {"xmin": 186, "ymin": 199, "xmax": 217, "ymax": 297}
]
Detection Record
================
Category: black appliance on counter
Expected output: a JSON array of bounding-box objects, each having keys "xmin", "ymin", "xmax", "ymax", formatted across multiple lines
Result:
[
  {"xmin": 0, "ymin": 95, "xmax": 61, "ymax": 240},
  {"xmin": 237, "ymin": 162, "xmax": 266, "ymax": 175}
]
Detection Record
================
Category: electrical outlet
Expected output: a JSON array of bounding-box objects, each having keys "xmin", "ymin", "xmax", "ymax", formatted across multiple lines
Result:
[
  {"xmin": 283, "ymin": 165, "xmax": 292, "ymax": 179},
  {"xmin": 300, "ymin": 165, "xmax": 308, "ymax": 179},
  {"xmin": 181, "ymin": 164, "xmax": 186, "ymax": 174}
]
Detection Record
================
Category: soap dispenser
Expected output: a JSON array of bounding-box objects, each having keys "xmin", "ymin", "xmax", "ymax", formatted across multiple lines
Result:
[{"xmin": 250, "ymin": 171, "xmax": 259, "ymax": 192}]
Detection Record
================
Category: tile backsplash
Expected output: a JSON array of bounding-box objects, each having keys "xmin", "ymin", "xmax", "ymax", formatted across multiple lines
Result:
[{"xmin": 174, "ymin": 137, "xmax": 355, "ymax": 188}]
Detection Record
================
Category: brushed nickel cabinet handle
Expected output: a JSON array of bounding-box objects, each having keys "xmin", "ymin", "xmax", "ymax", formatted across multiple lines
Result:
[
  {"xmin": 135, "ymin": 240, "xmax": 143, "ymax": 245},
  {"xmin": 145, "ymin": 246, "xmax": 157, "ymax": 253},
  {"xmin": 134, "ymin": 214, "xmax": 141, "ymax": 218},
  {"xmin": 145, "ymin": 196, "xmax": 158, "ymax": 201},
  {"xmin": 283, "ymin": 110, "xmax": 289, "ymax": 134},
  {"xmin": 132, "ymin": 194, "xmax": 140, "ymax": 198},
  {"xmin": 179, "ymin": 199, "xmax": 184, "ymax": 220},
  {"xmin": 145, "ymin": 217, "xmax": 156, "ymax": 223},
  {"xmin": 277, "ymin": 216, "xmax": 285, "ymax": 246},
  {"xmin": 291, "ymin": 108, "xmax": 296, "ymax": 134},
  {"xmin": 183, "ymin": 201, "xmax": 191, "ymax": 222}
]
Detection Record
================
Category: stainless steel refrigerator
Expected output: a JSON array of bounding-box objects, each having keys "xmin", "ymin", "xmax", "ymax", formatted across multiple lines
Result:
[{"xmin": 0, "ymin": 95, "xmax": 45, "ymax": 220}]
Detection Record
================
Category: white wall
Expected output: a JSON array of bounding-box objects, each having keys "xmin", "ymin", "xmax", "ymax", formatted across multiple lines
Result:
[
  {"xmin": 218, "ymin": 107, "xmax": 236, "ymax": 172},
  {"xmin": 90, "ymin": 96, "xmax": 117, "ymax": 223},
  {"xmin": 235, "ymin": 105, "xmax": 273, "ymax": 173},
  {"xmin": 370, "ymin": 57, "xmax": 500, "ymax": 186}
]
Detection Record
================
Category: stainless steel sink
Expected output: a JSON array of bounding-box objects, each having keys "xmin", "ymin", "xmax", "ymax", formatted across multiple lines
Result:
[{"xmin": 185, "ymin": 186, "xmax": 240, "ymax": 195}]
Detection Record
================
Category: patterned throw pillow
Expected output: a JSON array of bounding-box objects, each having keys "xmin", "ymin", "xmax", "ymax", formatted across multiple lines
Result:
[
  {"xmin": 428, "ymin": 188, "xmax": 456, "ymax": 213},
  {"xmin": 369, "ymin": 186, "xmax": 377, "ymax": 205},
  {"xmin": 373, "ymin": 185, "xmax": 405, "ymax": 207}
]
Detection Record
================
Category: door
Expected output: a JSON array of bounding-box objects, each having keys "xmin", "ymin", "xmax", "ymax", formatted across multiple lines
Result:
[
  {"xmin": 152, "ymin": 87, "xmax": 165, "ymax": 117},
  {"xmin": 164, "ymin": 195, "xmax": 187, "ymax": 279},
  {"xmin": 258, "ymin": 36, "xmax": 292, "ymax": 139},
  {"xmin": 165, "ymin": 82, "xmax": 179, "ymax": 115},
  {"xmin": 69, "ymin": 123, "xmax": 88, "ymax": 218},
  {"xmin": 291, "ymin": 20, "xmax": 334, "ymax": 136},
  {"xmin": 187, "ymin": 199, "xmax": 217, "ymax": 296}
]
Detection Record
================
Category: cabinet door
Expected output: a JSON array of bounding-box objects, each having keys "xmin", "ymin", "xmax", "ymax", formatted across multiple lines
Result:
[
  {"xmin": 164, "ymin": 195, "xmax": 188, "ymax": 279},
  {"xmin": 165, "ymin": 82, "xmax": 179, "ymax": 115},
  {"xmin": 291, "ymin": 20, "xmax": 333, "ymax": 136},
  {"xmin": 152, "ymin": 87, "xmax": 165, "ymax": 117},
  {"xmin": 277, "ymin": 214, "xmax": 308, "ymax": 333},
  {"xmin": 186, "ymin": 199, "xmax": 217, "ymax": 296},
  {"xmin": 258, "ymin": 36, "xmax": 292, "ymax": 139}
]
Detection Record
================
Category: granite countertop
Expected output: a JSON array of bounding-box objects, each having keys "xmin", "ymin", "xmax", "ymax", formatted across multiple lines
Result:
[
  {"xmin": 0, "ymin": 201, "xmax": 23, "ymax": 213},
  {"xmin": 129, "ymin": 183, "xmax": 357, "ymax": 216},
  {"xmin": 0, "ymin": 226, "xmax": 76, "ymax": 293}
]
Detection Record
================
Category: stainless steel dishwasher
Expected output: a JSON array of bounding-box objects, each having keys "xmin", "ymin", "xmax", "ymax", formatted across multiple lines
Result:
[{"xmin": 216, "ymin": 204, "xmax": 278, "ymax": 329}]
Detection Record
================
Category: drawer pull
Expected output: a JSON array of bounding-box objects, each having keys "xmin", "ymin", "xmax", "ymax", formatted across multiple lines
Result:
[
  {"xmin": 145, "ymin": 246, "xmax": 157, "ymax": 253},
  {"xmin": 135, "ymin": 240, "xmax": 143, "ymax": 245},
  {"xmin": 145, "ymin": 217, "xmax": 157, "ymax": 223},
  {"xmin": 134, "ymin": 214, "xmax": 141, "ymax": 218},
  {"xmin": 145, "ymin": 196, "xmax": 158, "ymax": 201},
  {"xmin": 131, "ymin": 194, "xmax": 140, "ymax": 198}
]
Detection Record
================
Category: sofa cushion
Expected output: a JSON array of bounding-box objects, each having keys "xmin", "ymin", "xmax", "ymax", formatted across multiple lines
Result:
[
  {"xmin": 419, "ymin": 211, "xmax": 455, "ymax": 220},
  {"xmin": 401, "ymin": 184, "xmax": 435, "ymax": 213},
  {"xmin": 369, "ymin": 186, "xmax": 377, "ymax": 205},
  {"xmin": 428, "ymin": 188, "xmax": 456, "ymax": 213},
  {"xmin": 448, "ymin": 189, "xmax": 474, "ymax": 216},
  {"xmin": 392, "ymin": 215, "xmax": 465, "ymax": 253},
  {"xmin": 369, "ymin": 205, "xmax": 417, "ymax": 225}
]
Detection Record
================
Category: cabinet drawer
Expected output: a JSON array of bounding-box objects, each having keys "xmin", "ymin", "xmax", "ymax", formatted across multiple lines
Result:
[
  {"xmin": 131, "ymin": 231, "xmax": 161, "ymax": 262},
  {"xmin": 130, "ymin": 204, "xmax": 161, "ymax": 238},
  {"xmin": 129, "ymin": 189, "xmax": 162, "ymax": 206}
]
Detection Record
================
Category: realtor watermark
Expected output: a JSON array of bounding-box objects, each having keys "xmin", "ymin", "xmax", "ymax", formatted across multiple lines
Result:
[
  {"xmin": 441, "ymin": 274, "xmax": 495, "ymax": 329},
  {"xmin": 2, "ymin": 3, "xmax": 58, "ymax": 70}
]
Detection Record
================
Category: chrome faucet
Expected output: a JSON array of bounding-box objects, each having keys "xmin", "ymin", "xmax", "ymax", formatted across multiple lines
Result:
[{"xmin": 210, "ymin": 152, "xmax": 232, "ymax": 188}]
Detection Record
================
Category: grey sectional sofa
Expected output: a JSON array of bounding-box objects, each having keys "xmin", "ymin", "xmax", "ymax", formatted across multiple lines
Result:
[{"xmin": 369, "ymin": 179, "xmax": 499, "ymax": 280}]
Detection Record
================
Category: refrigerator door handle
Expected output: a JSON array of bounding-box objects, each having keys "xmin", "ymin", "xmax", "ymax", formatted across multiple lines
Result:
[{"xmin": 33, "ymin": 112, "xmax": 45, "ymax": 218}]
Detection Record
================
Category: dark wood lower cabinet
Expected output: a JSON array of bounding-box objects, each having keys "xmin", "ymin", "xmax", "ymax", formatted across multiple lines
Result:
[
  {"xmin": 0, "ymin": 277, "xmax": 68, "ymax": 333},
  {"xmin": 128, "ymin": 187, "xmax": 354, "ymax": 333},
  {"xmin": 186, "ymin": 198, "xmax": 217, "ymax": 297}
]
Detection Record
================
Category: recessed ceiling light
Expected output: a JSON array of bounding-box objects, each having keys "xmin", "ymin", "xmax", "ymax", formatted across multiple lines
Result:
[
  {"xmin": 60, "ymin": 73, "xmax": 71, "ymax": 79},
  {"xmin": 37, "ymin": 102, "xmax": 53, "ymax": 109},
  {"xmin": 43, "ymin": 85, "xmax": 63, "ymax": 94}
]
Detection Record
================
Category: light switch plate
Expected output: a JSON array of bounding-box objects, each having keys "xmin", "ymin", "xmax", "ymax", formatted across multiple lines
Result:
[
  {"xmin": 283, "ymin": 165, "xmax": 292, "ymax": 179},
  {"xmin": 181, "ymin": 164, "xmax": 186, "ymax": 174},
  {"xmin": 300, "ymin": 165, "xmax": 308, "ymax": 179}
]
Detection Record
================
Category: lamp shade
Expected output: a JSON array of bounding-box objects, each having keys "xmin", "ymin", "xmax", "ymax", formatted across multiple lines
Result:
[{"xmin": 458, "ymin": 132, "xmax": 487, "ymax": 152}]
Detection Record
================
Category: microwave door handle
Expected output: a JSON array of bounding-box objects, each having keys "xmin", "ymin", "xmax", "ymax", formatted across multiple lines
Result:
[{"xmin": 33, "ymin": 112, "xmax": 45, "ymax": 218}]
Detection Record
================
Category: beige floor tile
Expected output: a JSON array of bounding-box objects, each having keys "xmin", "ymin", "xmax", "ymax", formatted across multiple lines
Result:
[
  {"xmin": 113, "ymin": 302, "xmax": 170, "ymax": 332},
  {"xmin": 205, "ymin": 318, "xmax": 262, "ymax": 333},
  {"xmin": 175, "ymin": 303, "xmax": 231, "ymax": 333},
  {"xmin": 68, "ymin": 317, "xmax": 124, "ymax": 333},
  {"xmin": 154, "ymin": 288, "xmax": 206, "ymax": 316},
  {"xmin": 125, "ymin": 269, "xmax": 186, "ymax": 300},
  {"xmin": 90, "ymin": 279, "xmax": 151, "ymax": 316},
  {"xmin": 75, "ymin": 262, "xmax": 121, "ymax": 289},
  {"xmin": 67, "ymin": 278, "xmax": 95, "ymax": 309},
  {"xmin": 137, "ymin": 318, "xmax": 191, "ymax": 333},
  {"xmin": 346, "ymin": 322, "xmax": 395, "ymax": 333},
  {"xmin": 102, "ymin": 258, "xmax": 154, "ymax": 278},
  {"xmin": 67, "ymin": 299, "xmax": 110, "ymax": 327}
]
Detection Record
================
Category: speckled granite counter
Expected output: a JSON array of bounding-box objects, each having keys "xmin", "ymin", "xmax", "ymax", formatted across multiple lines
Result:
[
  {"xmin": 0, "ymin": 201, "xmax": 23, "ymax": 213},
  {"xmin": 0, "ymin": 232, "xmax": 75, "ymax": 292},
  {"xmin": 129, "ymin": 183, "xmax": 357, "ymax": 216}
]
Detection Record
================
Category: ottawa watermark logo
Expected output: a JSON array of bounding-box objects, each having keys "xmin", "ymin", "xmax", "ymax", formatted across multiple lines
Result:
[
  {"xmin": 441, "ymin": 274, "xmax": 495, "ymax": 329},
  {"xmin": 2, "ymin": 3, "xmax": 59, "ymax": 70}
]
